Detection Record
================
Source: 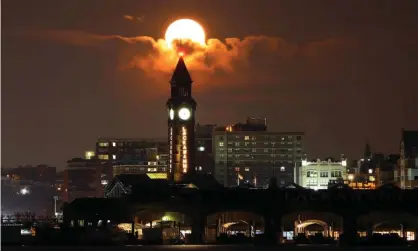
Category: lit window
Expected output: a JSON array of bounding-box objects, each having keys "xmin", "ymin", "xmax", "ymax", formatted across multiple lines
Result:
[
  {"xmin": 307, "ymin": 170, "xmax": 318, "ymax": 178},
  {"xmin": 235, "ymin": 167, "xmax": 240, "ymax": 171},
  {"xmin": 98, "ymin": 154, "xmax": 109, "ymax": 160},
  {"xmin": 280, "ymin": 166, "xmax": 285, "ymax": 171},
  {"xmin": 112, "ymin": 155, "xmax": 116, "ymax": 160},
  {"xmin": 112, "ymin": 142, "xmax": 116, "ymax": 147},
  {"xmin": 99, "ymin": 142, "xmax": 109, "ymax": 147},
  {"xmin": 264, "ymin": 149, "xmax": 269, "ymax": 153},
  {"xmin": 198, "ymin": 146, "xmax": 205, "ymax": 151},
  {"xmin": 219, "ymin": 142, "xmax": 224, "ymax": 147},
  {"xmin": 368, "ymin": 169, "xmax": 373, "ymax": 174},
  {"xmin": 245, "ymin": 136, "xmax": 250, "ymax": 140},
  {"xmin": 331, "ymin": 170, "xmax": 342, "ymax": 178},
  {"xmin": 245, "ymin": 168, "xmax": 250, "ymax": 171}
]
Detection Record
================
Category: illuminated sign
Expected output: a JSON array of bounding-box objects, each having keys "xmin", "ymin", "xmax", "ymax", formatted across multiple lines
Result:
[
  {"xmin": 182, "ymin": 126, "xmax": 188, "ymax": 173},
  {"xmin": 169, "ymin": 127, "xmax": 173, "ymax": 175}
]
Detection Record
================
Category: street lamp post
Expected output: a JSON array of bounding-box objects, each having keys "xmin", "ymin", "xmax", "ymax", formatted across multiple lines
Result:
[{"xmin": 53, "ymin": 196, "xmax": 59, "ymax": 217}]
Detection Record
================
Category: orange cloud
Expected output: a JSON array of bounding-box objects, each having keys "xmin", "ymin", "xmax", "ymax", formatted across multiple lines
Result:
[
  {"xmin": 124, "ymin": 15, "xmax": 145, "ymax": 22},
  {"xmin": 33, "ymin": 29, "xmax": 356, "ymax": 90}
]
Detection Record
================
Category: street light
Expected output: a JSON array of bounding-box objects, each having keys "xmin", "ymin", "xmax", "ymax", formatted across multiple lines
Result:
[
  {"xmin": 20, "ymin": 187, "xmax": 30, "ymax": 195},
  {"xmin": 53, "ymin": 196, "xmax": 59, "ymax": 217}
]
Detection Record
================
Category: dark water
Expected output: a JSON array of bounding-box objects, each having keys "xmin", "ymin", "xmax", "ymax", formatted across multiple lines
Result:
[{"xmin": 2, "ymin": 245, "xmax": 416, "ymax": 251}]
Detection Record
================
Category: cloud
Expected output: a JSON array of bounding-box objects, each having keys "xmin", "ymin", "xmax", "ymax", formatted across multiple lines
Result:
[
  {"xmin": 34, "ymin": 29, "xmax": 356, "ymax": 91},
  {"xmin": 124, "ymin": 15, "xmax": 145, "ymax": 22}
]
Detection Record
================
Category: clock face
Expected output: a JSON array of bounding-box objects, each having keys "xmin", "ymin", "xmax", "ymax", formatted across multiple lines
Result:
[
  {"xmin": 169, "ymin": 109, "xmax": 174, "ymax": 120},
  {"xmin": 178, "ymin": 107, "xmax": 191, "ymax": 120}
]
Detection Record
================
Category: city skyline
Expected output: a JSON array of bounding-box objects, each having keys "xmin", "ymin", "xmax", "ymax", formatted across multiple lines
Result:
[{"xmin": 3, "ymin": 0, "xmax": 418, "ymax": 168}]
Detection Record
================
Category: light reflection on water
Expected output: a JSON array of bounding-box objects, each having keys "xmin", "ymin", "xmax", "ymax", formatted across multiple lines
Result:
[{"xmin": 2, "ymin": 245, "xmax": 416, "ymax": 251}]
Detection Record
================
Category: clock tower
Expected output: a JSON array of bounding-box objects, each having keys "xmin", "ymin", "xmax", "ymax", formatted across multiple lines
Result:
[{"xmin": 166, "ymin": 56, "xmax": 197, "ymax": 182}]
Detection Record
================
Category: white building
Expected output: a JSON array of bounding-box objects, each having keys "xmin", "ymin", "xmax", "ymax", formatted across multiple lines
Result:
[{"xmin": 295, "ymin": 157, "xmax": 347, "ymax": 190}]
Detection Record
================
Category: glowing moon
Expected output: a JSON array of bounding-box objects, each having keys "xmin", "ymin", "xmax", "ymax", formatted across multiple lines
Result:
[{"xmin": 165, "ymin": 19, "xmax": 206, "ymax": 48}]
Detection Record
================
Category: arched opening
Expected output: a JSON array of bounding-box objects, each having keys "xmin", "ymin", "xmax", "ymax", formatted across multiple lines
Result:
[
  {"xmin": 130, "ymin": 210, "xmax": 191, "ymax": 244},
  {"xmin": 295, "ymin": 219, "xmax": 329, "ymax": 237},
  {"xmin": 282, "ymin": 211, "xmax": 342, "ymax": 243},
  {"xmin": 357, "ymin": 211, "xmax": 417, "ymax": 241},
  {"xmin": 206, "ymin": 211, "xmax": 264, "ymax": 243}
]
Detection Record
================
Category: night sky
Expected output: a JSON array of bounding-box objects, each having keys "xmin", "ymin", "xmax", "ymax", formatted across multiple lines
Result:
[{"xmin": 2, "ymin": 0, "xmax": 418, "ymax": 169}]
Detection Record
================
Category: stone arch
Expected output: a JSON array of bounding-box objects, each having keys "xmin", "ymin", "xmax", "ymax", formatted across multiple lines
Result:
[
  {"xmin": 282, "ymin": 211, "xmax": 342, "ymax": 239},
  {"xmin": 373, "ymin": 221, "xmax": 403, "ymax": 230},
  {"xmin": 206, "ymin": 210, "xmax": 264, "ymax": 242},
  {"xmin": 296, "ymin": 219, "xmax": 328, "ymax": 229},
  {"xmin": 294, "ymin": 219, "xmax": 330, "ymax": 236},
  {"xmin": 357, "ymin": 210, "xmax": 418, "ymax": 237}
]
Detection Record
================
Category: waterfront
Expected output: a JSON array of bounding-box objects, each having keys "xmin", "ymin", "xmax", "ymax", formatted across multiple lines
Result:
[{"xmin": 2, "ymin": 245, "xmax": 418, "ymax": 251}]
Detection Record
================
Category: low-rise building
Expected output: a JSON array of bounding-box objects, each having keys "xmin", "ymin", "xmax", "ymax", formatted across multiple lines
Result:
[
  {"xmin": 296, "ymin": 157, "xmax": 347, "ymax": 190},
  {"xmin": 63, "ymin": 158, "xmax": 102, "ymax": 202}
]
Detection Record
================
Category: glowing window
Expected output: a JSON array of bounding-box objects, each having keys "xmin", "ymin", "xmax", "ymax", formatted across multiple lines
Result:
[
  {"xmin": 280, "ymin": 166, "xmax": 285, "ymax": 172},
  {"xmin": 98, "ymin": 154, "xmax": 109, "ymax": 160},
  {"xmin": 219, "ymin": 142, "xmax": 224, "ymax": 147},
  {"xmin": 245, "ymin": 136, "xmax": 250, "ymax": 140}
]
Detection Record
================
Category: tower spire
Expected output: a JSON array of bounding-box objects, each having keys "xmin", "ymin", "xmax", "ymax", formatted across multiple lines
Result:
[
  {"xmin": 364, "ymin": 141, "xmax": 371, "ymax": 159},
  {"xmin": 170, "ymin": 56, "xmax": 192, "ymax": 84}
]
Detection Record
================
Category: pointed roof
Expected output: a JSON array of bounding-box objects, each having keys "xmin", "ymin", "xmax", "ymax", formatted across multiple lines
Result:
[
  {"xmin": 170, "ymin": 56, "xmax": 192, "ymax": 84},
  {"xmin": 364, "ymin": 141, "xmax": 371, "ymax": 159}
]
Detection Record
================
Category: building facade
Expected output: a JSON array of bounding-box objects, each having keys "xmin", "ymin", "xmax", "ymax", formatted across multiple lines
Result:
[
  {"xmin": 95, "ymin": 138, "xmax": 167, "ymax": 162},
  {"xmin": 113, "ymin": 155, "xmax": 169, "ymax": 180},
  {"xmin": 213, "ymin": 118, "xmax": 304, "ymax": 188},
  {"xmin": 296, "ymin": 158, "xmax": 347, "ymax": 190},
  {"xmin": 396, "ymin": 129, "xmax": 418, "ymax": 189},
  {"xmin": 166, "ymin": 57, "xmax": 197, "ymax": 182},
  {"xmin": 195, "ymin": 124, "xmax": 216, "ymax": 174},
  {"xmin": 63, "ymin": 158, "xmax": 102, "ymax": 202}
]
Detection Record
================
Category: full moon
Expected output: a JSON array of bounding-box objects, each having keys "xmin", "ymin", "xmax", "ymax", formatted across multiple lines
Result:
[{"xmin": 165, "ymin": 19, "xmax": 206, "ymax": 49}]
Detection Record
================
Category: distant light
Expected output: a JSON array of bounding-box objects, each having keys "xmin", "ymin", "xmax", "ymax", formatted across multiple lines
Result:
[
  {"xmin": 101, "ymin": 180, "xmax": 108, "ymax": 185},
  {"xmin": 368, "ymin": 169, "xmax": 373, "ymax": 174},
  {"xmin": 112, "ymin": 154, "xmax": 116, "ymax": 160},
  {"xmin": 162, "ymin": 216, "xmax": 170, "ymax": 221},
  {"xmin": 178, "ymin": 51, "xmax": 184, "ymax": 57},
  {"xmin": 348, "ymin": 174, "xmax": 354, "ymax": 181},
  {"xmin": 85, "ymin": 151, "xmax": 95, "ymax": 160},
  {"xmin": 112, "ymin": 142, "xmax": 116, "ymax": 147},
  {"xmin": 20, "ymin": 187, "xmax": 29, "ymax": 195},
  {"xmin": 198, "ymin": 146, "xmax": 205, "ymax": 152}
]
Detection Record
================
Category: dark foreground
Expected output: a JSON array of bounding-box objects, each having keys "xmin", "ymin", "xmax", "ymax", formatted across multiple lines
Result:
[{"xmin": 2, "ymin": 245, "xmax": 418, "ymax": 251}]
